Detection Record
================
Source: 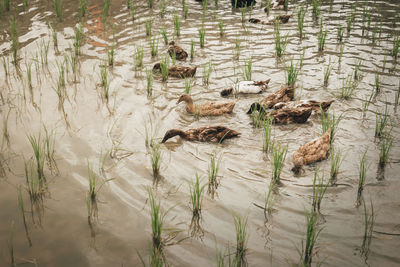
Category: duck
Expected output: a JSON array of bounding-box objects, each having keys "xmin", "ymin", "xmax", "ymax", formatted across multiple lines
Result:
[
  {"xmin": 177, "ymin": 94, "xmax": 236, "ymax": 116},
  {"xmin": 292, "ymin": 130, "xmax": 331, "ymax": 174},
  {"xmin": 249, "ymin": 15, "xmax": 292, "ymax": 25},
  {"xmin": 272, "ymin": 100, "xmax": 334, "ymax": 113},
  {"xmin": 231, "ymin": 0, "xmax": 257, "ymax": 8},
  {"xmin": 153, "ymin": 63, "xmax": 197, "ymax": 78},
  {"xmin": 265, "ymin": 107, "xmax": 313, "ymax": 124},
  {"xmin": 220, "ymin": 79, "xmax": 271, "ymax": 96},
  {"xmin": 168, "ymin": 41, "xmax": 188, "ymax": 61},
  {"xmin": 161, "ymin": 126, "xmax": 240, "ymax": 143},
  {"xmin": 247, "ymin": 85, "xmax": 294, "ymax": 114}
]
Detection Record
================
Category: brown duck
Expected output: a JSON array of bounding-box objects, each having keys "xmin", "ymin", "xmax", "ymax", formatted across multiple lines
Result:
[
  {"xmin": 161, "ymin": 126, "xmax": 240, "ymax": 143},
  {"xmin": 177, "ymin": 94, "xmax": 236, "ymax": 116},
  {"xmin": 249, "ymin": 15, "xmax": 292, "ymax": 25},
  {"xmin": 153, "ymin": 63, "xmax": 197, "ymax": 78},
  {"xmin": 273, "ymin": 100, "xmax": 334, "ymax": 113},
  {"xmin": 292, "ymin": 130, "xmax": 331, "ymax": 174},
  {"xmin": 247, "ymin": 85, "xmax": 294, "ymax": 114},
  {"xmin": 168, "ymin": 41, "xmax": 188, "ymax": 61},
  {"xmin": 265, "ymin": 107, "xmax": 313, "ymax": 124}
]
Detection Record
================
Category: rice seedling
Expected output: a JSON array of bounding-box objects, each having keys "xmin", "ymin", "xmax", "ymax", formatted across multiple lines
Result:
[
  {"xmin": 320, "ymin": 110, "xmax": 342, "ymax": 144},
  {"xmin": 262, "ymin": 115, "xmax": 273, "ymax": 153},
  {"xmin": 202, "ymin": 60, "xmax": 213, "ymax": 85},
  {"xmin": 312, "ymin": 170, "xmax": 328, "ymax": 213},
  {"xmin": 375, "ymin": 104, "xmax": 389, "ymax": 138},
  {"xmin": 160, "ymin": 28, "xmax": 168, "ymax": 45},
  {"xmin": 242, "ymin": 57, "xmax": 252, "ymax": 81},
  {"xmin": 53, "ymin": 0, "xmax": 63, "ymax": 20},
  {"xmin": 297, "ymin": 5, "xmax": 306, "ymax": 39},
  {"xmin": 87, "ymin": 162, "xmax": 113, "ymax": 224},
  {"xmin": 28, "ymin": 134, "xmax": 46, "ymax": 182},
  {"xmin": 379, "ymin": 136, "xmax": 392, "ymax": 170},
  {"xmin": 134, "ymin": 45, "xmax": 144, "ymax": 70},
  {"xmin": 150, "ymin": 37, "xmax": 159, "ymax": 57},
  {"xmin": 207, "ymin": 151, "xmax": 221, "ymax": 199},
  {"xmin": 356, "ymin": 150, "xmax": 367, "ymax": 206},
  {"xmin": 148, "ymin": 188, "xmax": 163, "ymax": 252},
  {"xmin": 190, "ymin": 39, "xmax": 195, "ymax": 59},
  {"xmin": 79, "ymin": 0, "xmax": 86, "ymax": 17},
  {"xmin": 159, "ymin": 0, "xmax": 166, "ymax": 18},
  {"xmin": 317, "ymin": 18, "xmax": 327, "ymax": 52},
  {"xmin": 300, "ymin": 210, "xmax": 321, "ymax": 266},
  {"xmin": 148, "ymin": 0, "xmax": 154, "ymax": 8},
  {"xmin": 374, "ymin": 73, "xmax": 381, "ymax": 94},
  {"xmin": 50, "ymin": 23, "xmax": 58, "ymax": 50},
  {"xmin": 150, "ymin": 142, "xmax": 162, "ymax": 179},
  {"xmin": 18, "ymin": 187, "xmax": 32, "ymax": 247},
  {"xmin": 354, "ymin": 60, "xmax": 362, "ymax": 81},
  {"xmin": 234, "ymin": 38, "xmax": 241, "ymax": 60},
  {"xmin": 264, "ymin": 0, "xmax": 271, "ymax": 15},
  {"xmin": 199, "ymin": 27, "xmax": 205, "ymax": 48},
  {"xmin": 107, "ymin": 44, "xmax": 114, "ymax": 66},
  {"xmin": 8, "ymin": 221, "xmax": 15, "ymax": 267},
  {"xmin": 10, "ymin": 17, "xmax": 18, "ymax": 65},
  {"xmin": 173, "ymin": 13, "xmax": 181, "ymax": 37},
  {"xmin": 323, "ymin": 58, "xmax": 333, "ymax": 86},
  {"xmin": 286, "ymin": 59, "xmax": 300, "ymax": 87},
  {"xmin": 395, "ymin": 81, "xmax": 400, "ymax": 106},
  {"xmin": 233, "ymin": 213, "xmax": 248, "ymax": 266},
  {"xmin": 146, "ymin": 68, "xmax": 153, "ymax": 96},
  {"xmin": 190, "ymin": 174, "xmax": 206, "ymax": 219},
  {"xmin": 328, "ymin": 148, "xmax": 342, "ymax": 185},
  {"xmin": 274, "ymin": 20, "xmax": 289, "ymax": 58},
  {"xmin": 184, "ymin": 77, "xmax": 193, "ymax": 94},
  {"xmin": 160, "ymin": 55, "xmax": 169, "ymax": 82},
  {"xmin": 73, "ymin": 24, "xmax": 84, "ymax": 56},
  {"xmin": 145, "ymin": 19, "xmax": 153, "ymax": 37},
  {"xmin": 102, "ymin": 0, "xmax": 110, "ymax": 20},
  {"xmin": 340, "ymin": 74, "xmax": 356, "ymax": 99},
  {"xmin": 361, "ymin": 199, "xmax": 375, "ymax": 259},
  {"xmin": 311, "ymin": 0, "xmax": 320, "ymax": 18},
  {"xmin": 100, "ymin": 65, "xmax": 110, "ymax": 101},
  {"xmin": 218, "ymin": 20, "xmax": 224, "ymax": 37},
  {"xmin": 271, "ymin": 143, "xmax": 288, "ymax": 184}
]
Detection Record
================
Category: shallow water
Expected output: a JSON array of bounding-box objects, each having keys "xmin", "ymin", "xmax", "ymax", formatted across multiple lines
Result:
[{"xmin": 0, "ymin": 0, "xmax": 400, "ymax": 266}]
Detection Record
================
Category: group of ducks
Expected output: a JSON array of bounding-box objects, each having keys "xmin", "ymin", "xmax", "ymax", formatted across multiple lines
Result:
[{"xmin": 153, "ymin": 2, "xmax": 333, "ymax": 173}]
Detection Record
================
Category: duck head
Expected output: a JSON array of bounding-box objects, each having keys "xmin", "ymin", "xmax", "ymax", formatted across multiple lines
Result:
[
  {"xmin": 246, "ymin": 102, "xmax": 266, "ymax": 114},
  {"xmin": 161, "ymin": 129, "xmax": 184, "ymax": 143},
  {"xmin": 176, "ymin": 94, "xmax": 192, "ymax": 104},
  {"xmin": 153, "ymin": 63, "xmax": 161, "ymax": 71}
]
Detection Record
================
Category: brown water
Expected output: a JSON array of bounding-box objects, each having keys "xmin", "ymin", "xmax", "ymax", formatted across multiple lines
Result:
[{"xmin": 1, "ymin": 0, "xmax": 400, "ymax": 266}]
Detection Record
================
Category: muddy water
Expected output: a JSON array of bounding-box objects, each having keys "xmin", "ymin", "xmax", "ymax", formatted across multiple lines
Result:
[{"xmin": 0, "ymin": 0, "xmax": 400, "ymax": 266}]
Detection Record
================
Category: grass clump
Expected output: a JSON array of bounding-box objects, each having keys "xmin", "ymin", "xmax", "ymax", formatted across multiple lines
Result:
[{"xmin": 271, "ymin": 143, "xmax": 288, "ymax": 184}]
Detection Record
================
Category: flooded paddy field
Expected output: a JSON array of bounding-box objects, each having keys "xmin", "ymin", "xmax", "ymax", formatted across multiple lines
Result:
[{"xmin": 0, "ymin": 0, "xmax": 399, "ymax": 266}]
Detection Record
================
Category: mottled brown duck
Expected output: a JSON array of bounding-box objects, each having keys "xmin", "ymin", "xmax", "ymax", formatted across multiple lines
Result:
[
  {"xmin": 161, "ymin": 126, "xmax": 240, "ymax": 143},
  {"xmin": 168, "ymin": 41, "xmax": 188, "ymax": 61},
  {"xmin": 153, "ymin": 63, "xmax": 197, "ymax": 78},
  {"xmin": 292, "ymin": 130, "xmax": 331, "ymax": 173},
  {"xmin": 247, "ymin": 85, "xmax": 294, "ymax": 114},
  {"xmin": 177, "ymin": 94, "xmax": 236, "ymax": 116}
]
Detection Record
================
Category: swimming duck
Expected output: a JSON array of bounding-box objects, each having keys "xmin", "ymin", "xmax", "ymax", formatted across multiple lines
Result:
[
  {"xmin": 249, "ymin": 15, "xmax": 292, "ymax": 25},
  {"xmin": 265, "ymin": 107, "xmax": 313, "ymax": 124},
  {"xmin": 292, "ymin": 130, "xmax": 331, "ymax": 174},
  {"xmin": 273, "ymin": 100, "xmax": 334, "ymax": 113},
  {"xmin": 231, "ymin": 0, "xmax": 256, "ymax": 8},
  {"xmin": 168, "ymin": 41, "xmax": 188, "ymax": 61},
  {"xmin": 161, "ymin": 126, "xmax": 240, "ymax": 143},
  {"xmin": 247, "ymin": 85, "xmax": 294, "ymax": 114},
  {"xmin": 220, "ymin": 79, "xmax": 271, "ymax": 96},
  {"xmin": 153, "ymin": 63, "xmax": 197, "ymax": 78},
  {"xmin": 177, "ymin": 94, "xmax": 236, "ymax": 116}
]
